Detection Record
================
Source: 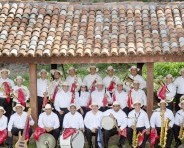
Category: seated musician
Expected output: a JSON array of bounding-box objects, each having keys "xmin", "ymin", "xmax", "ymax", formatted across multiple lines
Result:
[
  {"xmin": 84, "ymin": 102, "xmax": 103, "ymax": 148},
  {"xmin": 150, "ymin": 100, "xmax": 174, "ymax": 148},
  {"xmin": 37, "ymin": 104, "xmax": 60, "ymax": 141},
  {"xmin": 7, "ymin": 103, "xmax": 34, "ymax": 148},
  {"xmin": 173, "ymin": 95, "xmax": 184, "ymax": 148},
  {"xmin": 127, "ymin": 99, "xmax": 150, "ymax": 148},
  {"xmin": 0, "ymin": 106, "xmax": 8, "ymax": 146},
  {"xmin": 12, "ymin": 76, "xmax": 30, "ymax": 107},
  {"xmin": 103, "ymin": 101, "xmax": 127, "ymax": 148}
]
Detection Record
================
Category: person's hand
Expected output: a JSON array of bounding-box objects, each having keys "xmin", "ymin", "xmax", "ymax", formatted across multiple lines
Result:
[
  {"xmin": 117, "ymin": 128, "xmax": 121, "ymax": 133},
  {"xmin": 131, "ymin": 125, "xmax": 136, "ymax": 129},
  {"xmin": 146, "ymin": 129, "xmax": 150, "ymax": 135},
  {"xmin": 109, "ymin": 113, "xmax": 115, "ymax": 119},
  {"xmin": 59, "ymin": 110, "xmax": 64, "ymax": 115},
  {"xmin": 8, "ymin": 131, "xmax": 12, "ymax": 137},
  {"xmin": 43, "ymin": 92, "xmax": 48, "ymax": 96},
  {"xmin": 91, "ymin": 128, "xmax": 96, "ymax": 133},
  {"xmin": 80, "ymin": 108, "xmax": 84, "ymax": 115},
  {"xmin": 80, "ymin": 128, "xmax": 85, "ymax": 132}
]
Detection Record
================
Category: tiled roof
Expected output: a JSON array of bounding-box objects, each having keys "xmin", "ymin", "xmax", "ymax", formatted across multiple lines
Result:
[{"xmin": 0, "ymin": 2, "xmax": 184, "ymax": 57}]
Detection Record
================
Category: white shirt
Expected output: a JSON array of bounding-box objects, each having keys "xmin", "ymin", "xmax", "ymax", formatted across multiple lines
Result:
[
  {"xmin": 0, "ymin": 78, "xmax": 15, "ymax": 98},
  {"xmin": 84, "ymin": 110, "xmax": 103, "ymax": 130},
  {"xmin": 48, "ymin": 79, "xmax": 63, "ymax": 98},
  {"xmin": 103, "ymin": 75, "xmax": 120, "ymax": 91},
  {"xmin": 0, "ymin": 115, "xmax": 8, "ymax": 131},
  {"xmin": 75, "ymin": 91, "xmax": 90, "ymax": 107},
  {"xmin": 128, "ymin": 109, "xmax": 150, "ymax": 129},
  {"xmin": 12, "ymin": 85, "xmax": 30, "ymax": 103},
  {"xmin": 131, "ymin": 89, "xmax": 147, "ymax": 106},
  {"xmin": 54, "ymin": 90, "xmax": 72, "ymax": 112},
  {"xmin": 66, "ymin": 75, "xmax": 82, "ymax": 91},
  {"xmin": 174, "ymin": 109, "xmax": 184, "ymax": 126},
  {"xmin": 150, "ymin": 108, "xmax": 174, "ymax": 128},
  {"xmin": 174, "ymin": 76, "xmax": 184, "ymax": 94},
  {"xmin": 37, "ymin": 78, "xmax": 49, "ymax": 97},
  {"xmin": 63, "ymin": 112, "xmax": 84, "ymax": 129},
  {"xmin": 113, "ymin": 90, "xmax": 128, "ymax": 109},
  {"xmin": 103, "ymin": 109, "xmax": 127, "ymax": 130},
  {"xmin": 83, "ymin": 74, "xmax": 102, "ymax": 90},
  {"xmin": 166, "ymin": 83, "xmax": 176, "ymax": 101},
  {"xmin": 38, "ymin": 112, "xmax": 59, "ymax": 129},
  {"xmin": 8, "ymin": 112, "xmax": 34, "ymax": 131}
]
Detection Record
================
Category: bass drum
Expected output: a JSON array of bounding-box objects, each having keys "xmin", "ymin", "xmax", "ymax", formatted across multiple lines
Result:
[
  {"xmin": 101, "ymin": 116, "xmax": 116, "ymax": 130},
  {"xmin": 36, "ymin": 133, "xmax": 56, "ymax": 148},
  {"xmin": 60, "ymin": 130, "xmax": 84, "ymax": 148}
]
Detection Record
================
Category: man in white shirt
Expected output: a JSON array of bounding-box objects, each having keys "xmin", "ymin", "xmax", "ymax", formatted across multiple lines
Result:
[
  {"xmin": 37, "ymin": 69, "xmax": 49, "ymax": 116},
  {"xmin": 127, "ymin": 99, "xmax": 150, "ymax": 148},
  {"xmin": 0, "ymin": 68, "xmax": 15, "ymax": 119},
  {"xmin": 173, "ymin": 96, "xmax": 184, "ymax": 148},
  {"xmin": 7, "ymin": 103, "xmax": 34, "ymax": 148},
  {"xmin": 174, "ymin": 68, "xmax": 184, "ymax": 111},
  {"xmin": 38, "ymin": 104, "xmax": 60, "ymax": 141},
  {"xmin": 54, "ymin": 81, "xmax": 72, "ymax": 129},
  {"xmin": 84, "ymin": 102, "xmax": 103, "ymax": 148},
  {"xmin": 150, "ymin": 100, "xmax": 174, "ymax": 148},
  {"xmin": 103, "ymin": 101, "xmax": 127, "ymax": 148},
  {"xmin": 124, "ymin": 66, "xmax": 146, "ymax": 92},
  {"xmin": 83, "ymin": 65, "xmax": 102, "ymax": 91},
  {"xmin": 63, "ymin": 103, "xmax": 84, "ymax": 131}
]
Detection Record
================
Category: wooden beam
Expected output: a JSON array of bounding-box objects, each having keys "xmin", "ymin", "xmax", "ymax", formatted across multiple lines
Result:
[
  {"xmin": 146, "ymin": 62, "xmax": 154, "ymax": 118},
  {"xmin": 29, "ymin": 64, "xmax": 38, "ymax": 126}
]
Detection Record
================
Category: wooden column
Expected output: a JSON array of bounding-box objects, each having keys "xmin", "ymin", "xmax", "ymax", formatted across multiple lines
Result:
[
  {"xmin": 29, "ymin": 64, "xmax": 38, "ymax": 125},
  {"xmin": 146, "ymin": 62, "xmax": 154, "ymax": 118}
]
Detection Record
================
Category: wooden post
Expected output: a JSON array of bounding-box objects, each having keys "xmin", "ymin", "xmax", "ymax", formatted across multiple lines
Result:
[
  {"xmin": 146, "ymin": 62, "xmax": 154, "ymax": 118},
  {"xmin": 29, "ymin": 64, "xmax": 38, "ymax": 126}
]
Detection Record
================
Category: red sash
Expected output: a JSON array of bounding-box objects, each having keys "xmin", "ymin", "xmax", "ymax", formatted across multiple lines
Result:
[
  {"xmin": 3, "ymin": 82, "xmax": 11, "ymax": 103},
  {"xmin": 112, "ymin": 92, "xmax": 116, "ymax": 102},
  {"xmin": 150, "ymin": 129, "xmax": 159, "ymax": 148},
  {"xmin": 90, "ymin": 79, "xmax": 97, "ymax": 92},
  {"xmin": 137, "ymin": 129, "xmax": 147, "ymax": 146},
  {"xmin": 42, "ymin": 96, "xmax": 48, "ymax": 108},
  {"xmin": 33, "ymin": 127, "xmax": 46, "ymax": 141},
  {"xmin": 87, "ymin": 95, "xmax": 92, "ymax": 108},
  {"xmin": 102, "ymin": 94, "xmax": 108, "ymax": 107},
  {"xmin": 118, "ymin": 128, "xmax": 127, "ymax": 137},
  {"xmin": 127, "ymin": 90, "xmax": 133, "ymax": 109},
  {"xmin": 52, "ymin": 86, "xmax": 59, "ymax": 102},
  {"xmin": 17, "ymin": 88, "xmax": 26, "ymax": 107},
  {"xmin": 70, "ymin": 93, "xmax": 75, "ymax": 104},
  {"xmin": 63, "ymin": 128, "xmax": 77, "ymax": 139},
  {"xmin": 70, "ymin": 83, "xmax": 76, "ymax": 94},
  {"xmin": 0, "ymin": 129, "xmax": 7, "ymax": 144},
  {"xmin": 107, "ymin": 80, "xmax": 116, "ymax": 92},
  {"xmin": 157, "ymin": 85, "xmax": 167, "ymax": 100}
]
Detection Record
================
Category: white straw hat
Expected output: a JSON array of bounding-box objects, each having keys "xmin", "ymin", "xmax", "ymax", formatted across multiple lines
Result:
[
  {"xmin": 43, "ymin": 104, "xmax": 53, "ymax": 111},
  {"xmin": 38, "ymin": 69, "xmax": 48, "ymax": 76},
  {"xmin": 129, "ymin": 66, "xmax": 140, "ymax": 72},
  {"xmin": 112, "ymin": 101, "xmax": 120, "ymax": 106},
  {"xmin": 133, "ymin": 80, "xmax": 140, "ymax": 84},
  {"xmin": 116, "ymin": 80, "xmax": 124, "ymax": 86},
  {"xmin": 106, "ymin": 66, "xmax": 116, "ymax": 72},
  {"xmin": 13, "ymin": 103, "xmax": 25, "ymax": 111},
  {"xmin": 67, "ymin": 103, "xmax": 80, "ymax": 110},
  {"xmin": 14, "ymin": 75, "xmax": 25, "ymax": 82},
  {"xmin": 62, "ymin": 81, "xmax": 69, "ymax": 86},
  {"xmin": 132, "ymin": 99, "xmax": 142, "ymax": 108},
  {"xmin": 50, "ymin": 69, "xmax": 63, "ymax": 76},
  {"xmin": 89, "ymin": 102, "xmax": 100, "ymax": 109},
  {"xmin": 158, "ymin": 100, "xmax": 168, "ymax": 106},
  {"xmin": 179, "ymin": 95, "xmax": 184, "ymax": 108},
  {"xmin": 179, "ymin": 68, "xmax": 184, "ymax": 75},
  {"xmin": 0, "ymin": 106, "xmax": 6, "ymax": 114},
  {"xmin": 87, "ymin": 65, "xmax": 99, "ymax": 72},
  {"xmin": 96, "ymin": 81, "xmax": 104, "ymax": 85},
  {"xmin": 67, "ymin": 67, "xmax": 77, "ymax": 74},
  {"xmin": 0, "ymin": 68, "xmax": 10, "ymax": 75}
]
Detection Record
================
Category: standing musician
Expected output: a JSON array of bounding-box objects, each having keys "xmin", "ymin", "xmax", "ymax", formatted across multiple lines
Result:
[
  {"xmin": 75, "ymin": 82, "xmax": 90, "ymax": 117},
  {"xmin": 6, "ymin": 103, "xmax": 34, "ymax": 148},
  {"xmin": 103, "ymin": 101, "xmax": 127, "ymax": 148},
  {"xmin": 124, "ymin": 66, "xmax": 146, "ymax": 92},
  {"xmin": 0, "ymin": 106, "xmax": 8, "ymax": 146},
  {"xmin": 150, "ymin": 100, "xmax": 174, "ymax": 148},
  {"xmin": 84, "ymin": 102, "xmax": 103, "ymax": 148},
  {"xmin": 127, "ymin": 99, "xmax": 150, "ymax": 148},
  {"xmin": 173, "ymin": 96, "xmax": 184, "ymax": 148},
  {"xmin": 12, "ymin": 76, "xmax": 30, "ymax": 107},
  {"xmin": 54, "ymin": 81, "xmax": 72, "ymax": 129},
  {"xmin": 37, "ymin": 104, "xmax": 60, "ymax": 141},
  {"xmin": 37, "ymin": 69, "xmax": 49, "ymax": 116},
  {"xmin": 83, "ymin": 65, "xmax": 102, "ymax": 91},
  {"xmin": 0, "ymin": 68, "xmax": 15, "ymax": 119},
  {"xmin": 157, "ymin": 74, "xmax": 176, "ymax": 111},
  {"xmin": 174, "ymin": 68, "xmax": 184, "ymax": 112},
  {"xmin": 91, "ymin": 81, "xmax": 111, "ymax": 112},
  {"xmin": 103, "ymin": 66, "xmax": 120, "ymax": 97}
]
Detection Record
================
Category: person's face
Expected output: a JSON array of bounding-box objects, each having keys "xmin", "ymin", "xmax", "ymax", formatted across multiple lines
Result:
[
  {"xmin": 91, "ymin": 105, "xmax": 98, "ymax": 112},
  {"xmin": 70, "ymin": 106, "xmax": 76, "ymax": 114},
  {"xmin": 45, "ymin": 108, "xmax": 52, "ymax": 115},
  {"xmin": 16, "ymin": 79, "xmax": 23, "ymax": 86},
  {"xmin": 160, "ymin": 103, "xmax": 166, "ymax": 110},
  {"xmin": 181, "ymin": 71, "xmax": 184, "ymax": 77},
  {"xmin": 133, "ymin": 83, "xmax": 140, "ymax": 89},
  {"xmin": 41, "ymin": 72, "xmax": 47, "ymax": 79},
  {"xmin": 16, "ymin": 106, "xmax": 23, "ymax": 114},
  {"xmin": 130, "ymin": 69, "xmax": 138, "ymax": 76},
  {"xmin": 1, "ymin": 71, "xmax": 8, "ymax": 79},
  {"xmin": 0, "ymin": 109, "xmax": 4, "ymax": 117},
  {"xmin": 107, "ymin": 70, "xmax": 114, "ymax": 76},
  {"xmin": 97, "ymin": 84, "xmax": 103, "ymax": 91},
  {"xmin": 54, "ymin": 72, "xmax": 61, "ymax": 79},
  {"xmin": 69, "ymin": 69, "xmax": 76, "ymax": 76},
  {"xmin": 62, "ymin": 85, "xmax": 69, "ymax": 92},
  {"xmin": 134, "ymin": 103, "xmax": 141, "ymax": 111},
  {"xmin": 166, "ymin": 77, "xmax": 172, "ymax": 84},
  {"xmin": 117, "ymin": 85, "xmax": 123, "ymax": 91},
  {"xmin": 90, "ymin": 68, "xmax": 96, "ymax": 75},
  {"xmin": 81, "ymin": 86, "xmax": 87, "ymax": 92},
  {"xmin": 181, "ymin": 103, "xmax": 184, "ymax": 110},
  {"xmin": 113, "ymin": 105, "xmax": 120, "ymax": 112}
]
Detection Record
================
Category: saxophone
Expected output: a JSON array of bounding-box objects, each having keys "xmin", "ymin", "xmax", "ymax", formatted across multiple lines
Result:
[
  {"xmin": 178, "ymin": 119, "xmax": 184, "ymax": 140},
  {"xmin": 132, "ymin": 120, "xmax": 141, "ymax": 148}
]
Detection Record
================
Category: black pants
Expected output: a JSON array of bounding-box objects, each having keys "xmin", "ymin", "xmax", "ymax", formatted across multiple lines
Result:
[
  {"xmin": 175, "ymin": 94, "xmax": 183, "ymax": 112},
  {"xmin": 99, "ymin": 106, "xmax": 109, "ymax": 112},
  {"xmin": 47, "ymin": 128, "xmax": 60, "ymax": 141},
  {"xmin": 122, "ymin": 107, "xmax": 130, "ymax": 116},
  {"xmin": 167, "ymin": 102, "xmax": 174, "ymax": 111},
  {"xmin": 173, "ymin": 124, "xmax": 182, "ymax": 145},
  {"xmin": 85, "ymin": 128, "xmax": 98, "ymax": 148},
  {"xmin": 154, "ymin": 127, "xmax": 173, "ymax": 148},
  {"xmin": 0, "ymin": 98, "xmax": 12, "ymax": 120},
  {"xmin": 127, "ymin": 127, "xmax": 149, "ymax": 148},
  {"xmin": 57, "ymin": 108, "xmax": 69, "ymax": 130},
  {"xmin": 78, "ymin": 106, "xmax": 89, "ymax": 118},
  {"xmin": 103, "ymin": 127, "xmax": 126, "ymax": 148},
  {"xmin": 6, "ymin": 127, "xmax": 32, "ymax": 146},
  {"xmin": 37, "ymin": 96, "xmax": 43, "ymax": 116}
]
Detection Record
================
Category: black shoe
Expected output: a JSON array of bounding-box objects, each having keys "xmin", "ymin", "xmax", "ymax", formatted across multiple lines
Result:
[
  {"xmin": 175, "ymin": 141, "xmax": 182, "ymax": 148},
  {"xmin": 117, "ymin": 143, "xmax": 123, "ymax": 148},
  {"xmin": 8, "ymin": 145, "xmax": 13, "ymax": 148}
]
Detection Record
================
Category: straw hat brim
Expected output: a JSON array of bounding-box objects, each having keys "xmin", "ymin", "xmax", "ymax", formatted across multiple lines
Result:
[
  {"xmin": 129, "ymin": 68, "xmax": 140, "ymax": 72},
  {"xmin": 0, "ymin": 69, "xmax": 10, "ymax": 75},
  {"xmin": 0, "ymin": 108, "xmax": 6, "ymax": 114},
  {"xmin": 13, "ymin": 105, "xmax": 25, "ymax": 111},
  {"xmin": 50, "ymin": 70, "xmax": 63, "ymax": 76},
  {"xmin": 87, "ymin": 67, "xmax": 99, "ymax": 72},
  {"xmin": 157, "ymin": 101, "xmax": 168, "ymax": 106}
]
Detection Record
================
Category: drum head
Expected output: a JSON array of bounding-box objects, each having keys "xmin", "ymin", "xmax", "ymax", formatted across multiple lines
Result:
[
  {"xmin": 101, "ymin": 116, "xmax": 115, "ymax": 130},
  {"xmin": 71, "ymin": 130, "xmax": 85, "ymax": 148},
  {"xmin": 36, "ymin": 133, "xmax": 56, "ymax": 148}
]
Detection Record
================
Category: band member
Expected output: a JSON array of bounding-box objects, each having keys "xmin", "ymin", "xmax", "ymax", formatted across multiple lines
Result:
[
  {"xmin": 83, "ymin": 65, "xmax": 102, "ymax": 91},
  {"xmin": 12, "ymin": 76, "xmax": 30, "ymax": 107},
  {"xmin": 0, "ymin": 106, "xmax": 8, "ymax": 146},
  {"xmin": 150, "ymin": 100, "xmax": 174, "ymax": 148},
  {"xmin": 84, "ymin": 102, "xmax": 103, "ymax": 148},
  {"xmin": 103, "ymin": 101, "xmax": 127, "ymax": 148},
  {"xmin": 37, "ymin": 104, "xmax": 60, "ymax": 141},
  {"xmin": 0, "ymin": 68, "xmax": 15, "ymax": 119},
  {"xmin": 103, "ymin": 66, "xmax": 120, "ymax": 96},
  {"xmin": 63, "ymin": 103, "xmax": 84, "ymax": 131},
  {"xmin": 124, "ymin": 66, "xmax": 146, "ymax": 91},
  {"xmin": 91, "ymin": 81, "xmax": 111, "ymax": 112},
  {"xmin": 75, "ymin": 82, "xmax": 90, "ymax": 117},
  {"xmin": 174, "ymin": 68, "xmax": 184, "ymax": 111},
  {"xmin": 157, "ymin": 74, "xmax": 176, "ymax": 111},
  {"xmin": 7, "ymin": 103, "xmax": 34, "ymax": 148},
  {"xmin": 37, "ymin": 69, "xmax": 49, "ymax": 116},
  {"xmin": 173, "ymin": 96, "xmax": 184, "ymax": 148},
  {"xmin": 127, "ymin": 99, "xmax": 150, "ymax": 148},
  {"xmin": 54, "ymin": 81, "xmax": 72, "ymax": 129}
]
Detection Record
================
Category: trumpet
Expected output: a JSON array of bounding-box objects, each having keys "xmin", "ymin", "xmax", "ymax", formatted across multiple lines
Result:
[
  {"xmin": 157, "ymin": 80, "xmax": 170, "ymax": 93},
  {"xmin": 178, "ymin": 123, "xmax": 184, "ymax": 140},
  {"xmin": 124, "ymin": 74, "xmax": 134, "ymax": 87}
]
